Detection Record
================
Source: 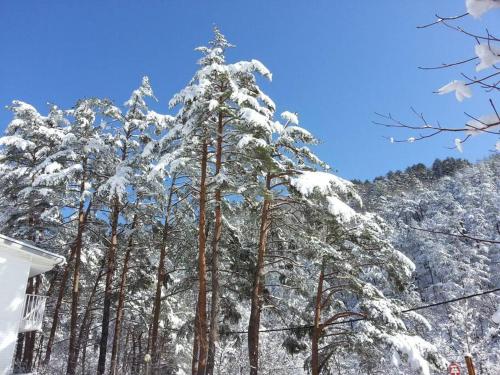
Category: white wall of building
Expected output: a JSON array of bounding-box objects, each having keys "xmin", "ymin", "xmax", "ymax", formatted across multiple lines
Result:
[{"xmin": 0, "ymin": 251, "xmax": 30, "ymax": 375}]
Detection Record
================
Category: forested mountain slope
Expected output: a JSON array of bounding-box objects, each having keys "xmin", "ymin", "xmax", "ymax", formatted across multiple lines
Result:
[{"xmin": 356, "ymin": 155, "xmax": 500, "ymax": 374}]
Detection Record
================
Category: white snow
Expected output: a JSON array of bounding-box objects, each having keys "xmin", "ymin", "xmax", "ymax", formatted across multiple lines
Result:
[
  {"xmin": 0, "ymin": 136, "xmax": 36, "ymax": 151},
  {"xmin": 437, "ymin": 80, "xmax": 472, "ymax": 102},
  {"xmin": 208, "ymin": 99, "xmax": 219, "ymax": 111},
  {"xmin": 466, "ymin": 0, "xmax": 500, "ymax": 18},
  {"xmin": 239, "ymin": 108, "xmax": 271, "ymax": 131},
  {"xmin": 475, "ymin": 44, "xmax": 500, "ymax": 71},
  {"xmin": 98, "ymin": 165, "xmax": 132, "ymax": 203},
  {"xmin": 492, "ymin": 305, "xmax": 500, "ymax": 324},
  {"xmin": 465, "ymin": 114, "xmax": 500, "ymax": 135},
  {"xmin": 385, "ymin": 334, "xmax": 434, "ymax": 375},
  {"xmin": 250, "ymin": 59, "xmax": 272, "ymax": 81},
  {"xmin": 454, "ymin": 138, "xmax": 463, "ymax": 153},
  {"xmin": 289, "ymin": 171, "xmax": 354, "ymax": 197},
  {"xmin": 259, "ymin": 91, "xmax": 276, "ymax": 111},
  {"xmin": 290, "ymin": 170, "xmax": 362, "ymax": 220},
  {"xmin": 237, "ymin": 134, "xmax": 268, "ymax": 149},
  {"xmin": 281, "ymin": 111, "xmax": 299, "ymax": 125},
  {"xmin": 326, "ymin": 195, "xmax": 357, "ymax": 221}
]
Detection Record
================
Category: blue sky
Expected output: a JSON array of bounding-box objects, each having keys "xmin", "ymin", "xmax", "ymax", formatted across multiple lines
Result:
[{"xmin": 0, "ymin": 1, "xmax": 498, "ymax": 180}]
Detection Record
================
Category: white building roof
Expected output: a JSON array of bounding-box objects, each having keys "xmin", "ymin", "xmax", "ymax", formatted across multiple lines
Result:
[{"xmin": 0, "ymin": 234, "xmax": 65, "ymax": 277}]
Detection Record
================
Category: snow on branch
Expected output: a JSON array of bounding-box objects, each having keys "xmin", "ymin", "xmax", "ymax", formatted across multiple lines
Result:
[
  {"xmin": 466, "ymin": 0, "xmax": 500, "ymax": 18},
  {"xmin": 289, "ymin": 170, "xmax": 362, "ymax": 221}
]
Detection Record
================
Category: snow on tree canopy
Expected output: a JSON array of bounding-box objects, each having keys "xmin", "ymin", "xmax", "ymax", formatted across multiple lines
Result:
[
  {"xmin": 98, "ymin": 164, "xmax": 132, "ymax": 203},
  {"xmin": 466, "ymin": 0, "xmax": 500, "ymax": 18},
  {"xmin": 384, "ymin": 333, "xmax": 440, "ymax": 375},
  {"xmin": 290, "ymin": 171, "xmax": 359, "ymax": 199},
  {"xmin": 326, "ymin": 195, "xmax": 357, "ymax": 221},
  {"xmin": 493, "ymin": 305, "xmax": 500, "ymax": 324},
  {"xmin": 0, "ymin": 135, "xmax": 36, "ymax": 151},
  {"xmin": 239, "ymin": 107, "xmax": 273, "ymax": 133},
  {"xmin": 281, "ymin": 111, "xmax": 299, "ymax": 125},
  {"xmin": 289, "ymin": 170, "xmax": 362, "ymax": 220}
]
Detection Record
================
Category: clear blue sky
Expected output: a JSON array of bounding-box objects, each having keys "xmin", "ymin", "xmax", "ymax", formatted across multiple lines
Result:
[{"xmin": 1, "ymin": 1, "xmax": 498, "ymax": 180}]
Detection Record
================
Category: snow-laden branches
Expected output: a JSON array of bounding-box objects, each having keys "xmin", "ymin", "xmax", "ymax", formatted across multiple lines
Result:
[{"xmin": 377, "ymin": 0, "xmax": 500, "ymax": 152}]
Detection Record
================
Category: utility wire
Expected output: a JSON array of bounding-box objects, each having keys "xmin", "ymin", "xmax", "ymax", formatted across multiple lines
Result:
[{"xmin": 223, "ymin": 287, "xmax": 500, "ymax": 335}]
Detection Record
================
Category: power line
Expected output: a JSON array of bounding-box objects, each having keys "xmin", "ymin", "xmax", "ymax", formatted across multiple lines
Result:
[{"xmin": 223, "ymin": 287, "xmax": 500, "ymax": 335}]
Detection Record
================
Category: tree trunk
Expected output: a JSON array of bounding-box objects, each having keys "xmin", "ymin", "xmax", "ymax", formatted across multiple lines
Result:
[
  {"xmin": 74, "ymin": 260, "xmax": 105, "ymax": 368},
  {"xmin": 311, "ymin": 266, "xmax": 324, "ymax": 375},
  {"xmin": 33, "ymin": 333, "xmax": 44, "ymax": 371},
  {"xmin": 194, "ymin": 139, "xmax": 209, "ymax": 375},
  {"xmin": 207, "ymin": 113, "xmax": 224, "ymax": 375},
  {"xmin": 149, "ymin": 177, "xmax": 176, "ymax": 365},
  {"xmin": 45, "ymin": 198, "xmax": 92, "ymax": 367},
  {"xmin": 67, "ymin": 160, "xmax": 89, "ymax": 375},
  {"xmin": 97, "ymin": 196, "xmax": 121, "ymax": 375},
  {"xmin": 22, "ymin": 276, "xmax": 41, "ymax": 372},
  {"xmin": 15, "ymin": 333, "xmax": 24, "ymax": 368},
  {"xmin": 43, "ymin": 247, "xmax": 76, "ymax": 365},
  {"xmin": 80, "ymin": 315, "xmax": 92, "ymax": 375},
  {"xmin": 122, "ymin": 327, "xmax": 131, "ymax": 373},
  {"xmin": 248, "ymin": 174, "xmax": 272, "ymax": 375},
  {"xmin": 97, "ymin": 125, "xmax": 132, "ymax": 374},
  {"xmin": 131, "ymin": 332, "xmax": 137, "ymax": 374},
  {"xmin": 191, "ymin": 305, "xmax": 200, "ymax": 375},
  {"xmin": 109, "ymin": 213, "xmax": 138, "ymax": 375}
]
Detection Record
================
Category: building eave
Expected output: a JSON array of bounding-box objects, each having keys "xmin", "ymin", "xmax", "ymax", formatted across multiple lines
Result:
[{"xmin": 0, "ymin": 234, "xmax": 66, "ymax": 276}]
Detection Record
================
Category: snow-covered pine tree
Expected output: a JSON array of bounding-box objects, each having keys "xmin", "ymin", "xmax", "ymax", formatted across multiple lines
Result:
[
  {"xmin": 94, "ymin": 77, "xmax": 159, "ymax": 375},
  {"xmin": 0, "ymin": 101, "xmax": 67, "ymax": 373},
  {"xmin": 166, "ymin": 27, "xmax": 275, "ymax": 375}
]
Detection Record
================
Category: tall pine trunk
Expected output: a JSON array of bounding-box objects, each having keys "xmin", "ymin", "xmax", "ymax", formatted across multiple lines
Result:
[
  {"xmin": 75, "ymin": 261, "xmax": 106, "ymax": 368},
  {"xmin": 67, "ymin": 159, "xmax": 89, "ymax": 375},
  {"xmin": 206, "ymin": 113, "xmax": 224, "ymax": 375},
  {"xmin": 248, "ymin": 174, "xmax": 272, "ymax": 375},
  {"xmin": 43, "ymin": 247, "xmax": 76, "ymax": 365},
  {"xmin": 311, "ymin": 266, "xmax": 324, "ymax": 375},
  {"xmin": 149, "ymin": 177, "xmax": 176, "ymax": 366},
  {"xmin": 97, "ymin": 197, "xmax": 121, "ymax": 374},
  {"xmin": 194, "ymin": 139, "xmax": 209, "ymax": 375},
  {"xmin": 191, "ymin": 305, "xmax": 200, "ymax": 375},
  {"xmin": 45, "ymin": 197, "xmax": 92, "ymax": 366},
  {"xmin": 109, "ymin": 213, "xmax": 138, "ymax": 374},
  {"xmin": 22, "ymin": 276, "xmax": 41, "ymax": 372},
  {"xmin": 97, "ymin": 128, "xmax": 131, "ymax": 374}
]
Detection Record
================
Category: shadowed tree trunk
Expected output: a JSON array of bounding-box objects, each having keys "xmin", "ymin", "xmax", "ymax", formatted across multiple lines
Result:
[
  {"xmin": 67, "ymin": 159, "xmax": 90, "ymax": 375},
  {"xmin": 22, "ymin": 276, "xmax": 41, "ymax": 373},
  {"xmin": 149, "ymin": 176, "xmax": 176, "ymax": 368},
  {"xmin": 15, "ymin": 333, "xmax": 24, "ymax": 366},
  {"xmin": 206, "ymin": 112, "xmax": 224, "ymax": 375},
  {"xmin": 45, "ymin": 195, "xmax": 92, "ymax": 367},
  {"xmin": 97, "ymin": 197, "xmax": 120, "ymax": 375},
  {"xmin": 191, "ymin": 305, "xmax": 199, "ymax": 375},
  {"xmin": 97, "ymin": 124, "xmax": 132, "ymax": 375},
  {"xmin": 74, "ymin": 260, "xmax": 105, "ymax": 369},
  {"xmin": 194, "ymin": 138, "xmax": 209, "ymax": 375},
  {"xmin": 248, "ymin": 174, "xmax": 272, "ymax": 375},
  {"xmin": 43, "ymin": 247, "xmax": 76, "ymax": 365},
  {"xmin": 109, "ymin": 213, "xmax": 138, "ymax": 375},
  {"xmin": 311, "ymin": 265, "xmax": 324, "ymax": 375}
]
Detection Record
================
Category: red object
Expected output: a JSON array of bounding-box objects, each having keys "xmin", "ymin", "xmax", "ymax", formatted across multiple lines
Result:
[{"xmin": 448, "ymin": 362, "xmax": 461, "ymax": 375}]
